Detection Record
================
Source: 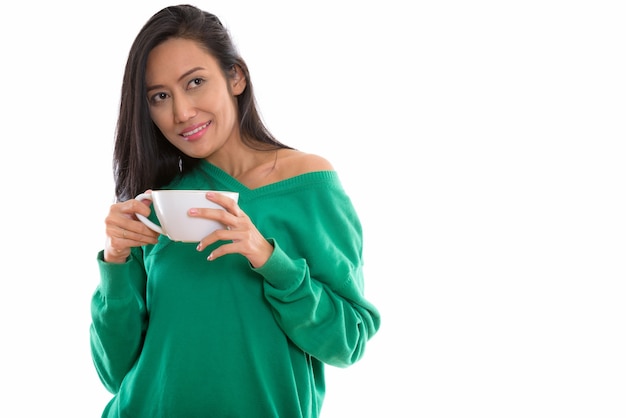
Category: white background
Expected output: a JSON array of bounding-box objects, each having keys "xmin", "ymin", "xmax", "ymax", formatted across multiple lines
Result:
[{"xmin": 1, "ymin": 0, "xmax": 625, "ymax": 416}]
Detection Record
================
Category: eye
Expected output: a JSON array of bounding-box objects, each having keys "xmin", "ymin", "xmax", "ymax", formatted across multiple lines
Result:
[
  {"xmin": 149, "ymin": 92, "xmax": 169, "ymax": 105},
  {"xmin": 188, "ymin": 77, "xmax": 205, "ymax": 89}
]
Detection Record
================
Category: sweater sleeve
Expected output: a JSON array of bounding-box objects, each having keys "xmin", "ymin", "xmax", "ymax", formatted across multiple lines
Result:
[
  {"xmin": 254, "ymin": 182, "xmax": 381, "ymax": 368},
  {"xmin": 90, "ymin": 248, "xmax": 148, "ymax": 393}
]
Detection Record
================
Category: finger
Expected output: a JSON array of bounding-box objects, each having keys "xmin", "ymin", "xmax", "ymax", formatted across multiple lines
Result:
[
  {"xmin": 123, "ymin": 225, "xmax": 160, "ymax": 243},
  {"xmin": 188, "ymin": 207, "xmax": 240, "ymax": 227},
  {"xmin": 110, "ymin": 226, "xmax": 159, "ymax": 246},
  {"xmin": 206, "ymin": 240, "xmax": 238, "ymax": 261},
  {"xmin": 205, "ymin": 192, "xmax": 241, "ymax": 215},
  {"xmin": 205, "ymin": 230, "xmax": 273, "ymax": 268},
  {"xmin": 125, "ymin": 198, "xmax": 153, "ymax": 218},
  {"xmin": 106, "ymin": 211, "xmax": 158, "ymax": 244}
]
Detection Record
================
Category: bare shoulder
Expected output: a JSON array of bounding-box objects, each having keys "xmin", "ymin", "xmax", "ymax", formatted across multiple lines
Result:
[
  {"xmin": 279, "ymin": 149, "xmax": 334, "ymax": 177},
  {"xmin": 237, "ymin": 149, "xmax": 335, "ymax": 189}
]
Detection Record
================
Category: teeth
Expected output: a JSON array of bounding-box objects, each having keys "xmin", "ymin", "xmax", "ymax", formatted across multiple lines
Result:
[{"xmin": 183, "ymin": 122, "xmax": 209, "ymax": 137}]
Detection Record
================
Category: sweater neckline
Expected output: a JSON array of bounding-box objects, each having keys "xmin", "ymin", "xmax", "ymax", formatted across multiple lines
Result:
[{"xmin": 198, "ymin": 160, "xmax": 337, "ymax": 196}]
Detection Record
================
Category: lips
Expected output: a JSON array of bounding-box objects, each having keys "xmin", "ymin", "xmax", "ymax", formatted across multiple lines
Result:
[{"xmin": 181, "ymin": 121, "xmax": 211, "ymax": 140}]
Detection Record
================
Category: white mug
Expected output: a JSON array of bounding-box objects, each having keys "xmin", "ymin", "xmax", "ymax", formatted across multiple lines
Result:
[{"xmin": 135, "ymin": 190, "xmax": 239, "ymax": 242}]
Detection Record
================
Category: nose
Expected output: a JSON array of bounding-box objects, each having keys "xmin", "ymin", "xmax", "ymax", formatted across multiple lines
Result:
[{"xmin": 173, "ymin": 95, "xmax": 197, "ymax": 123}]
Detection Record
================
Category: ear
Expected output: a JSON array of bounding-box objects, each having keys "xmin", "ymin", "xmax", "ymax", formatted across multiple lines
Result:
[{"xmin": 229, "ymin": 64, "xmax": 246, "ymax": 96}]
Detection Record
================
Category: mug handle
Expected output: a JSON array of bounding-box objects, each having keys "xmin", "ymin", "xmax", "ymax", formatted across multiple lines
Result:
[{"xmin": 134, "ymin": 192, "xmax": 164, "ymax": 235}]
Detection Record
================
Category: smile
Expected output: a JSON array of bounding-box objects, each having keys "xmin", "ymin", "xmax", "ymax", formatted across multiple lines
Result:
[{"xmin": 181, "ymin": 121, "xmax": 211, "ymax": 139}]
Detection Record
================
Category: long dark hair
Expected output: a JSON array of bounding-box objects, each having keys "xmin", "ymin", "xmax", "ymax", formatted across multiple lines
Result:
[{"xmin": 113, "ymin": 4, "xmax": 291, "ymax": 201}]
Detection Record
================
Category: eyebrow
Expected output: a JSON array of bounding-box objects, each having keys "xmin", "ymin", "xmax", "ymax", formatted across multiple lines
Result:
[{"xmin": 146, "ymin": 67, "xmax": 205, "ymax": 92}]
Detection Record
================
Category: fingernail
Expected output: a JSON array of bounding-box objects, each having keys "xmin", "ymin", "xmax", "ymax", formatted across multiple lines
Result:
[
  {"xmin": 196, "ymin": 243, "xmax": 202, "ymax": 251},
  {"xmin": 188, "ymin": 208, "xmax": 198, "ymax": 215},
  {"xmin": 207, "ymin": 252, "xmax": 213, "ymax": 261}
]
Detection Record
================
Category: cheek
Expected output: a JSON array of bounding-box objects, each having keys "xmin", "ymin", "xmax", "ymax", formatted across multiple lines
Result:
[{"xmin": 149, "ymin": 108, "xmax": 170, "ymax": 133}]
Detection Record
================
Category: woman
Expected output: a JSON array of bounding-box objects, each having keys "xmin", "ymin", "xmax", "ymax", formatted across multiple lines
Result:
[{"xmin": 90, "ymin": 4, "xmax": 381, "ymax": 417}]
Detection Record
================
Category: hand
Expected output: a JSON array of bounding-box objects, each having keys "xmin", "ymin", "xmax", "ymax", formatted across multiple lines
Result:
[
  {"xmin": 104, "ymin": 193, "xmax": 160, "ymax": 263},
  {"xmin": 191, "ymin": 192, "xmax": 273, "ymax": 268}
]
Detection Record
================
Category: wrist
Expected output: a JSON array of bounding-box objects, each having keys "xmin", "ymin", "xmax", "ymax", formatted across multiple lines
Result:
[{"xmin": 104, "ymin": 249, "xmax": 130, "ymax": 264}]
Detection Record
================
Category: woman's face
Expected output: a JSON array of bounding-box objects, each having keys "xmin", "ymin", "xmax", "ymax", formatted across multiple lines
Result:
[{"xmin": 145, "ymin": 37, "xmax": 245, "ymax": 159}]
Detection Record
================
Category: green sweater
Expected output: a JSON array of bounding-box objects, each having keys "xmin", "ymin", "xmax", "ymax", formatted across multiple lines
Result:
[{"xmin": 90, "ymin": 161, "xmax": 381, "ymax": 417}]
